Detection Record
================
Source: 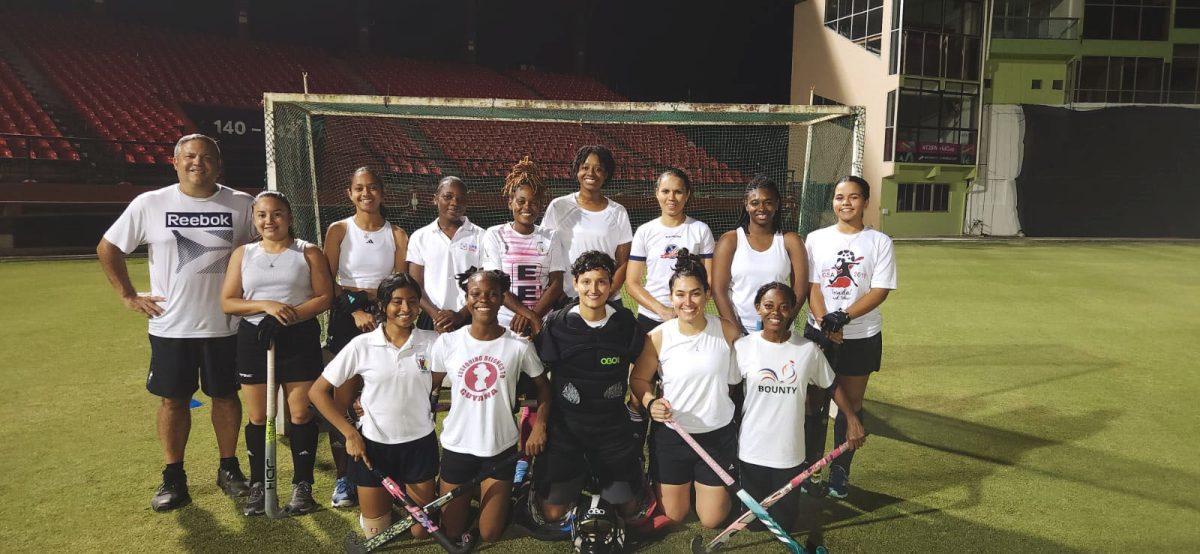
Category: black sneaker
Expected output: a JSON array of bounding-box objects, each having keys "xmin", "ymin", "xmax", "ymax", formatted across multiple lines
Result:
[
  {"xmin": 151, "ymin": 479, "xmax": 191, "ymax": 512},
  {"xmin": 243, "ymin": 482, "xmax": 265, "ymax": 516},
  {"xmin": 218, "ymin": 466, "xmax": 250, "ymax": 498},
  {"xmin": 283, "ymin": 482, "xmax": 319, "ymax": 515}
]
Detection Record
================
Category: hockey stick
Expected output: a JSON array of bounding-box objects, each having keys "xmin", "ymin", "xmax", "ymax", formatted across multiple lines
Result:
[
  {"xmin": 370, "ymin": 467, "xmax": 474, "ymax": 554},
  {"xmin": 691, "ymin": 439, "xmax": 857, "ymax": 553},
  {"xmin": 664, "ymin": 420, "xmax": 802, "ymax": 554},
  {"xmin": 264, "ymin": 342, "xmax": 287, "ymax": 519},
  {"xmin": 344, "ymin": 449, "xmax": 524, "ymax": 554}
]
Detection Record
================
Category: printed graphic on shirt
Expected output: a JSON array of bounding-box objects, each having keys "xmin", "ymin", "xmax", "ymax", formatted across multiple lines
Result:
[
  {"xmin": 167, "ymin": 211, "xmax": 235, "ymax": 275},
  {"xmin": 458, "ymin": 355, "xmax": 506, "ymax": 401},
  {"xmin": 417, "ymin": 354, "xmax": 429, "ymax": 373},
  {"xmin": 757, "ymin": 359, "xmax": 801, "ymax": 395},
  {"xmin": 818, "ymin": 249, "xmax": 867, "ymax": 301}
]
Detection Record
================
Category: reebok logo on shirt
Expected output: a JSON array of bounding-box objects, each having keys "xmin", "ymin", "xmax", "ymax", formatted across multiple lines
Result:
[{"xmin": 165, "ymin": 212, "xmax": 234, "ymax": 228}]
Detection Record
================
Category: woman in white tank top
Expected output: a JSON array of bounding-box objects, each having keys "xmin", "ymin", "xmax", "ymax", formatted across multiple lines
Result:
[
  {"xmin": 221, "ymin": 191, "xmax": 334, "ymax": 515},
  {"xmin": 630, "ymin": 250, "xmax": 743, "ymax": 530},
  {"xmin": 321, "ymin": 166, "xmax": 409, "ymax": 507},
  {"xmin": 712, "ymin": 175, "xmax": 809, "ymax": 335}
]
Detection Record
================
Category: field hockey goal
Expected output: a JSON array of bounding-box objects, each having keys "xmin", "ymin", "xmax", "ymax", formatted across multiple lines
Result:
[{"xmin": 263, "ymin": 92, "xmax": 864, "ymax": 244}]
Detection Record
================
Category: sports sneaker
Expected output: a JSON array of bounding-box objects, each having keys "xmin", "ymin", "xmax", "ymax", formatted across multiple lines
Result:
[
  {"xmin": 243, "ymin": 482, "xmax": 265, "ymax": 516},
  {"xmin": 151, "ymin": 478, "xmax": 191, "ymax": 512},
  {"xmin": 826, "ymin": 465, "xmax": 849, "ymax": 499},
  {"xmin": 331, "ymin": 475, "xmax": 357, "ymax": 507},
  {"xmin": 798, "ymin": 463, "xmax": 821, "ymax": 495},
  {"xmin": 217, "ymin": 466, "xmax": 250, "ymax": 497},
  {"xmin": 284, "ymin": 482, "xmax": 319, "ymax": 515}
]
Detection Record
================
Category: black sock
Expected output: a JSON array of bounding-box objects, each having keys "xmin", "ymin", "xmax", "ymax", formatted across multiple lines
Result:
[
  {"xmin": 832, "ymin": 409, "xmax": 864, "ymax": 478},
  {"xmin": 290, "ymin": 420, "xmax": 319, "ymax": 485},
  {"xmin": 219, "ymin": 456, "xmax": 239, "ymax": 473},
  {"xmin": 329, "ymin": 425, "xmax": 349, "ymax": 477},
  {"xmin": 804, "ymin": 390, "xmax": 829, "ymax": 466},
  {"xmin": 164, "ymin": 462, "xmax": 186, "ymax": 484},
  {"xmin": 245, "ymin": 423, "xmax": 265, "ymax": 485}
]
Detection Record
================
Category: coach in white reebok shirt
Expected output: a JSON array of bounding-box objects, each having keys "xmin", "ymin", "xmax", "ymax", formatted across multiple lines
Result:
[{"xmin": 98, "ymin": 134, "xmax": 256, "ymax": 512}]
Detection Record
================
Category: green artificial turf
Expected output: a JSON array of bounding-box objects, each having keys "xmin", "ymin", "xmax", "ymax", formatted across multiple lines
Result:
[{"xmin": 1, "ymin": 241, "xmax": 1198, "ymax": 553}]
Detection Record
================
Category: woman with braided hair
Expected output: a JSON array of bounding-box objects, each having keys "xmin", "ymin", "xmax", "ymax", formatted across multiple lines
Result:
[
  {"xmin": 480, "ymin": 157, "xmax": 566, "ymax": 336},
  {"xmin": 630, "ymin": 249, "xmax": 743, "ymax": 529},
  {"xmin": 430, "ymin": 267, "xmax": 553, "ymax": 544}
]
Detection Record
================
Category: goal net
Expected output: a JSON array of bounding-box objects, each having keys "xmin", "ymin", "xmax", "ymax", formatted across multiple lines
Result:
[{"xmin": 264, "ymin": 93, "xmax": 862, "ymax": 255}]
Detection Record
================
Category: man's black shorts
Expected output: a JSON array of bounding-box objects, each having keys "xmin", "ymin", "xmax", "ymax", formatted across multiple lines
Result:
[{"xmin": 147, "ymin": 334, "xmax": 238, "ymax": 398}]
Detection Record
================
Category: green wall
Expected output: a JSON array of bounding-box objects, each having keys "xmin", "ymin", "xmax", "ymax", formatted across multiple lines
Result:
[
  {"xmin": 878, "ymin": 164, "xmax": 971, "ymax": 237},
  {"xmin": 987, "ymin": 59, "xmax": 1069, "ymax": 104}
]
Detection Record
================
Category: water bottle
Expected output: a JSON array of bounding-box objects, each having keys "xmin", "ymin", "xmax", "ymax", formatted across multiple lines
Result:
[{"xmin": 513, "ymin": 458, "xmax": 530, "ymax": 485}]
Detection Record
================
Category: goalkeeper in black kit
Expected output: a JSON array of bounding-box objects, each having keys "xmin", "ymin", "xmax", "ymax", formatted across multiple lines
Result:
[{"xmin": 517, "ymin": 250, "xmax": 653, "ymax": 547}]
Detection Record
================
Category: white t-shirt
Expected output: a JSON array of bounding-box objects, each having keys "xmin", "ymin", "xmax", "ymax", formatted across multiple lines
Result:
[
  {"xmin": 321, "ymin": 328, "xmax": 438, "ymax": 445},
  {"xmin": 629, "ymin": 216, "xmax": 715, "ymax": 321},
  {"xmin": 102, "ymin": 183, "xmax": 255, "ymax": 338},
  {"xmin": 480, "ymin": 223, "xmax": 567, "ymax": 326},
  {"xmin": 541, "ymin": 193, "xmax": 633, "ymax": 299},
  {"xmin": 735, "ymin": 332, "xmax": 835, "ymax": 469},
  {"xmin": 656, "ymin": 314, "xmax": 740, "ymax": 434},
  {"xmin": 806, "ymin": 226, "xmax": 897, "ymax": 340},
  {"xmin": 568, "ymin": 304, "xmax": 616, "ymax": 329},
  {"xmin": 240, "ymin": 239, "xmax": 314, "ymax": 325},
  {"xmin": 431, "ymin": 328, "xmax": 545, "ymax": 457},
  {"xmin": 406, "ymin": 218, "xmax": 482, "ymax": 312}
]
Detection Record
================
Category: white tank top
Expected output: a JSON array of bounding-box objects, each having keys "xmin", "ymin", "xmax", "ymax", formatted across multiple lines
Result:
[
  {"xmin": 240, "ymin": 239, "xmax": 314, "ymax": 325},
  {"xmin": 729, "ymin": 227, "xmax": 790, "ymax": 331},
  {"xmin": 657, "ymin": 314, "xmax": 736, "ymax": 433},
  {"xmin": 336, "ymin": 217, "xmax": 397, "ymax": 289}
]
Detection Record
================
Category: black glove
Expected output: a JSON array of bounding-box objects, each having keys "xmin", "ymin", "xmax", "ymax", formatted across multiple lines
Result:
[
  {"xmin": 803, "ymin": 323, "xmax": 835, "ymax": 351},
  {"xmin": 256, "ymin": 315, "xmax": 283, "ymax": 349},
  {"xmin": 821, "ymin": 310, "xmax": 851, "ymax": 334},
  {"xmin": 334, "ymin": 290, "xmax": 371, "ymax": 316}
]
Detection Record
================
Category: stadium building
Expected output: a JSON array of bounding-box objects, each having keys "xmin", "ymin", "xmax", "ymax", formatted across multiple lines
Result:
[{"xmin": 792, "ymin": 0, "xmax": 1200, "ymax": 237}]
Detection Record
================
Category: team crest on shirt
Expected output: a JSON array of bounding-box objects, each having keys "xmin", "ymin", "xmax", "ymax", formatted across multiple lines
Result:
[
  {"xmin": 457, "ymin": 355, "xmax": 506, "ymax": 401},
  {"xmin": 457, "ymin": 242, "xmax": 479, "ymax": 253},
  {"xmin": 416, "ymin": 354, "xmax": 429, "ymax": 373}
]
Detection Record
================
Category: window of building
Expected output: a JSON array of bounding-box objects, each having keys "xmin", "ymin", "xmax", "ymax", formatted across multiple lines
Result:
[
  {"xmin": 812, "ymin": 94, "xmax": 844, "ymax": 106},
  {"xmin": 1032, "ymin": 79, "xmax": 1043, "ymax": 89},
  {"xmin": 1074, "ymin": 56, "xmax": 1166, "ymax": 103},
  {"xmin": 884, "ymin": 90, "xmax": 896, "ymax": 162},
  {"xmin": 1169, "ymin": 44, "xmax": 1200, "ymax": 104},
  {"xmin": 1082, "ymin": 0, "xmax": 1169, "ymax": 41},
  {"xmin": 893, "ymin": 79, "xmax": 978, "ymax": 165},
  {"xmin": 896, "ymin": 0, "xmax": 984, "ymax": 81},
  {"xmin": 897, "ymin": 183, "xmax": 951, "ymax": 212},
  {"xmin": 1179, "ymin": 0, "xmax": 1200, "ymax": 28},
  {"xmin": 825, "ymin": 0, "xmax": 885, "ymax": 55},
  {"xmin": 993, "ymin": 0, "xmax": 1080, "ymax": 39},
  {"xmin": 1052, "ymin": 79, "xmax": 1064, "ymax": 90}
]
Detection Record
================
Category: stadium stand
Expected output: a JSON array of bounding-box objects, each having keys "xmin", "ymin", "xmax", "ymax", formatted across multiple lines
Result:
[{"xmin": 0, "ymin": 58, "xmax": 75, "ymax": 161}]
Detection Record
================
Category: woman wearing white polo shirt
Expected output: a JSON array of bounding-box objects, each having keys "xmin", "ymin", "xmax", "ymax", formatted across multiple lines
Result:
[
  {"xmin": 309, "ymin": 273, "xmax": 440, "ymax": 539},
  {"xmin": 541, "ymin": 145, "xmax": 632, "ymax": 306},
  {"xmin": 408, "ymin": 176, "xmax": 482, "ymax": 333},
  {"xmin": 626, "ymin": 168, "xmax": 715, "ymax": 334}
]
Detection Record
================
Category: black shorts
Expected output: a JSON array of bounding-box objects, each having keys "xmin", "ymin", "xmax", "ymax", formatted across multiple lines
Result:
[
  {"xmin": 832, "ymin": 333, "xmax": 883, "ymax": 377},
  {"xmin": 348, "ymin": 432, "xmax": 439, "ymax": 487},
  {"xmin": 651, "ymin": 420, "xmax": 738, "ymax": 487},
  {"xmin": 740, "ymin": 459, "xmax": 803, "ymax": 532},
  {"xmin": 324, "ymin": 309, "xmax": 367, "ymax": 355},
  {"xmin": 539, "ymin": 415, "xmax": 644, "ymax": 492},
  {"xmin": 636, "ymin": 313, "xmax": 664, "ymax": 335},
  {"xmin": 439, "ymin": 445, "xmax": 519, "ymax": 485},
  {"xmin": 235, "ymin": 318, "xmax": 323, "ymax": 385},
  {"xmin": 147, "ymin": 334, "xmax": 238, "ymax": 399}
]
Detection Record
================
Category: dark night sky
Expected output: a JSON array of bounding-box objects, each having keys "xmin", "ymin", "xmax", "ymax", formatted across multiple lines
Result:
[{"xmin": 14, "ymin": 0, "xmax": 795, "ymax": 104}]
